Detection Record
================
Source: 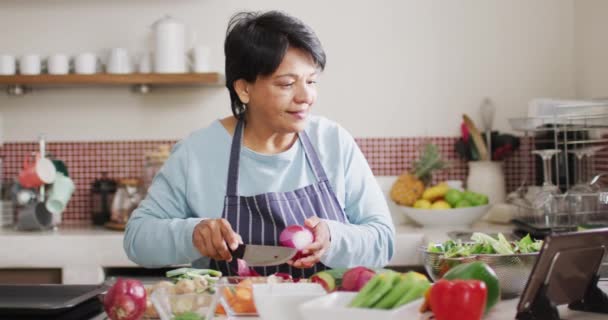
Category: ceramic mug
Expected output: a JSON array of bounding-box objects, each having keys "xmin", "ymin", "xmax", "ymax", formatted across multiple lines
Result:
[
  {"xmin": 137, "ymin": 52, "xmax": 153, "ymax": 73},
  {"xmin": 0, "ymin": 54, "xmax": 16, "ymax": 75},
  {"xmin": 106, "ymin": 48, "xmax": 132, "ymax": 74},
  {"xmin": 47, "ymin": 54, "xmax": 70, "ymax": 75},
  {"xmin": 45, "ymin": 173, "xmax": 75, "ymax": 214},
  {"xmin": 74, "ymin": 53, "xmax": 100, "ymax": 74},
  {"xmin": 18, "ymin": 154, "xmax": 57, "ymax": 189},
  {"xmin": 19, "ymin": 54, "xmax": 42, "ymax": 75},
  {"xmin": 190, "ymin": 45, "xmax": 211, "ymax": 73}
]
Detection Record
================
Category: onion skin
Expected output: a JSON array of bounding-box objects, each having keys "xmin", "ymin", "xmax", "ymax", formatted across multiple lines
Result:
[{"xmin": 104, "ymin": 278, "xmax": 147, "ymax": 320}]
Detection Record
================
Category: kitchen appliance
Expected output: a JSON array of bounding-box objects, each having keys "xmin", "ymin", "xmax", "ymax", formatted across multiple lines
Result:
[
  {"xmin": 231, "ymin": 244, "xmax": 297, "ymax": 267},
  {"xmin": 90, "ymin": 173, "xmax": 117, "ymax": 226},
  {"xmin": 152, "ymin": 15, "xmax": 188, "ymax": 73}
]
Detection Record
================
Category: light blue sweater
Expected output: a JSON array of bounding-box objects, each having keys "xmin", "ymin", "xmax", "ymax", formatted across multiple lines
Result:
[{"xmin": 124, "ymin": 116, "xmax": 395, "ymax": 269}]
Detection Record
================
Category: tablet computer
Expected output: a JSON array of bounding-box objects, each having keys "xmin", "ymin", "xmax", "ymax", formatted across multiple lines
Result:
[{"xmin": 517, "ymin": 229, "xmax": 608, "ymax": 319}]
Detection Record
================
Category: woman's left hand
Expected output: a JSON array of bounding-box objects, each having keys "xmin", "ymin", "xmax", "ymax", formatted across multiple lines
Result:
[{"xmin": 288, "ymin": 216, "xmax": 331, "ymax": 269}]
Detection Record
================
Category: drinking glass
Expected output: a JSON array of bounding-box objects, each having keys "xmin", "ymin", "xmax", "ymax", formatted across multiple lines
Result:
[
  {"xmin": 531, "ymin": 149, "xmax": 564, "ymax": 227},
  {"xmin": 564, "ymin": 149, "xmax": 596, "ymax": 226}
]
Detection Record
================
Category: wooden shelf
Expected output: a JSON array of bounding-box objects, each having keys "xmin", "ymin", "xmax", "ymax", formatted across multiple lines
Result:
[{"xmin": 0, "ymin": 72, "xmax": 223, "ymax": 86}]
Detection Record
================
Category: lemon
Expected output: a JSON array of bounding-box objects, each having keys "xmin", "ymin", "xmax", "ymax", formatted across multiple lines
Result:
[
  {"xmin": 431, "ymin": 200, "xmax": 451, "ymax": 210},
  {"xmin": 413, "ymin": 199, "xmax": 432, "ymax": 209}
]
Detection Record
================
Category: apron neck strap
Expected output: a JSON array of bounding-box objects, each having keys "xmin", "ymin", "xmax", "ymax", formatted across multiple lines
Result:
[
  {"xmin": 226, "ymin": 119, "xmax": 330, "ymax": 196},
  {"xmin": 226, "ymin": 119, "xmax": 244, "ymax": 197},
  {"xmin": 298, "ymin": 129, "xmax": 329, "ymax": 183}
]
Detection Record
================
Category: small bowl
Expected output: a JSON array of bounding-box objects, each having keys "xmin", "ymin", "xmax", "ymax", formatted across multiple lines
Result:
[
  {"xmin": 149, "ymin": 288, "xmax": 215, "ymax": 320},
  {"xmin": 253, "ymin": 283, "xmax": 326, "ymax": 320},
  {"xmin": 420, "ymin": 247, "xmax": 539, "ymax": 298},
  {"xmin": 399, "ymin": 205, "xmax": 490, "ymax": 228},
  {"xmin": 298, "ymin": 292, "xmax": 422, "ymax": 320},
  {"xmin": 215, "ymin": 276, "xmax": 299, "ymax": 317}
]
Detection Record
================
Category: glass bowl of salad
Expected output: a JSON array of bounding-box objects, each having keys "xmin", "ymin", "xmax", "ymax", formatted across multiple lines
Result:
[{"xmin": 420, "ymin": 232, "xmax": 543, "ymax": 298}]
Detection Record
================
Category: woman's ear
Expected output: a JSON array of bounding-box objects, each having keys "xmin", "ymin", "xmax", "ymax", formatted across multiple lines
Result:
[{"xmin": 234, "ymin": 79, "xmax": 250, "ymax": 104}]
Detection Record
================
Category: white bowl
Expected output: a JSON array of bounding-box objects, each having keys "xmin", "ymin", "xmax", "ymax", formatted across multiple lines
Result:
[
  {"xmin": 253, "ymin": 283, "xmax": 326, "ymax": 320},
  {"xmin": 298, "ymin": 292, "xmax": 422, "ymax": 320},
  {"xmin": 399, "ymin": 205, "xmax": 490, "ymax": 228}
]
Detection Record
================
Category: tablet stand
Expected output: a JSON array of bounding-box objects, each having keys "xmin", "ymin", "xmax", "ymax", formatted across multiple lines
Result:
[
  {"xmin": 516, "ymin": 284, "xmax": 559, "ymax": 320},
  {"xmin": 568, "ymin": 275, "xmax": 608, "ymax": 314}
]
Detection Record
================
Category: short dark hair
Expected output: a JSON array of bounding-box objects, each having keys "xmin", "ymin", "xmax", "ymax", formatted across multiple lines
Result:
[{"xmin": 224, "ymin": 11, "xmax": 327, "ymax": 119}]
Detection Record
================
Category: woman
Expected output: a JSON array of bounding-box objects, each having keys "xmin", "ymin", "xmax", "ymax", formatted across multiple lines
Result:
[{"xmin": 124, "ymin": 10, "xmax": 394, "ymax": 277}]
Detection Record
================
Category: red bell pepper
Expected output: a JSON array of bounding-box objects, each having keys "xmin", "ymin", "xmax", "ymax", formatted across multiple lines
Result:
[{"xmin": 429, "ymin": 279, "xmax": 487, "ymax": 320}]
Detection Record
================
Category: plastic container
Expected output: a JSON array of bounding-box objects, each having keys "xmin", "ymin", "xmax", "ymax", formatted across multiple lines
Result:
[
  {"xmin": 252, "ymin": 283, "xmax": 326, "ymax": 320},
  {"xmin": 150, "ymin": 287, "xmax": 215, "ymax": 320}
]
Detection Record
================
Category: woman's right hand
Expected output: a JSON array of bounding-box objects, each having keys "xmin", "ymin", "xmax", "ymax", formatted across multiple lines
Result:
[{"xmin": 192, "ymin": 218, "xmax": 242, "ymax": 261}]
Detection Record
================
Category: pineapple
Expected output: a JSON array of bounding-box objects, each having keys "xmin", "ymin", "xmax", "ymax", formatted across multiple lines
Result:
[{"xmin": 390, "ymin": 143, "xmax": 447, "ymax": 206}]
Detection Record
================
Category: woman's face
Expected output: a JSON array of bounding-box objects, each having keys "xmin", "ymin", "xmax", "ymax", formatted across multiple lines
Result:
[{"xmin": 244, "ymin": 47, "xmax": 319, "ymax": 134}]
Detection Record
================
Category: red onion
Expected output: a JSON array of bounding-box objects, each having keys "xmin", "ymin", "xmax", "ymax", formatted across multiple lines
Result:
[
  {"xmin": 279, "ymin": 225, "xmax": 315, "ymax": 259},
  {"xmin": 104, "ymin": 278, "xmax": 147, "ymax": 320},
  {"xmin": 236, "ymin": 258, "xmax": 261, "ymax": 277}
]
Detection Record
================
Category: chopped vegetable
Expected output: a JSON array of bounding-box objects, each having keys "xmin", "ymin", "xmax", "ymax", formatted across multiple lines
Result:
[
  {"xmin": 173, "ymin": 311, "xmax": 203, "ymax": 320},
  {"xmin": 165, "ymin": 268, "xmax": 221, "ymax": 294}
]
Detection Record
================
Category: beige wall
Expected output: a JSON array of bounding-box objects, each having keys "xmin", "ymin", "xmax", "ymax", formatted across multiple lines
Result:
[
  {"xmin": 574, "ymin": 0, "xmax": 608, "ymax": 99},
  {"xmin": 0, "ymin": 0, "xmax": 575, "ymax": 142}
]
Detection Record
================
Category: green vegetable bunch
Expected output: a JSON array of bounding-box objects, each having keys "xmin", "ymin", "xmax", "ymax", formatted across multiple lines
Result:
[{"xmin": 427, "ymin": 233, "xmax": 543, "ymax": 258}]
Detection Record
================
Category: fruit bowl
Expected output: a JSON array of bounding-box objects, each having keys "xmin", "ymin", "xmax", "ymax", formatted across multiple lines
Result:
[{"xmin": 399, "ymin": 205, "xmax": 490, "ymax": 228}]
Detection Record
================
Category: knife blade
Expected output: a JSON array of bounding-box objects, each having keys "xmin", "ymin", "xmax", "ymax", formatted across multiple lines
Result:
[{"xmin": 231, "ymin": 244, "xmax": 297, "ymax": 267}]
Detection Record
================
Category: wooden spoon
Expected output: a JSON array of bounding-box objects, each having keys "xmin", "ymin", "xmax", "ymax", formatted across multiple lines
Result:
[{"xmin": 463, "ymin": 114, "xmax": 489, "ymax": 161}]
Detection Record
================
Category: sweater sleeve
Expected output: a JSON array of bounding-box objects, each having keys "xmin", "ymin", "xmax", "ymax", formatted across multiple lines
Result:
[
  {"xmin": 320, "ymin": 127, "xmax": 395, "ymax": 268},
  {"xmin": 123, "ymin": 141, "xmax": 204, "ymax": 267}
]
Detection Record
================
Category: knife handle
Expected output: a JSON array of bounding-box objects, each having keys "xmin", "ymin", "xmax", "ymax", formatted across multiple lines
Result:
[{"xmin": 230, "ymin": 244, "xmax": 246, "ymax": 260}]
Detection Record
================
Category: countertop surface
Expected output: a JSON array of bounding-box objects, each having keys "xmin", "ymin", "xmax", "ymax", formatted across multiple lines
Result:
[
  {"xmin": 88, "ymin": 282, "xmax": 608, "ymax": 320},
  {"xmin": 0, "ymin": 176, "xmax": 515, "ymax": 283}
]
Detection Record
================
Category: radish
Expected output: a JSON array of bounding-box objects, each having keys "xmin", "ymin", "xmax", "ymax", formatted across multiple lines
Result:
[
  {"xmin": 341, "ymin": 266, "xmax": 375, "ymax": 292},
  {"xmin": 279, "ymin": 225, "xmax": 315, "ymax": 260},
  {"xmin": 104, "ymin": 278, "xmax": 147, "ymax": 320}
]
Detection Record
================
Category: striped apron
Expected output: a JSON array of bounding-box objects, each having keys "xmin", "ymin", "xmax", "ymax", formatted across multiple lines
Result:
[{"xmin": 211, "ymin": 119, "xmax": 348, "ymax": 278}]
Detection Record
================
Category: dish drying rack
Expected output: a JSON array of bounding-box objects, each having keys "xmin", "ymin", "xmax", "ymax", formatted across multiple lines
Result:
[{"xmin": 508, "ymin": 100, "xmax": 608, "ymax": 233}]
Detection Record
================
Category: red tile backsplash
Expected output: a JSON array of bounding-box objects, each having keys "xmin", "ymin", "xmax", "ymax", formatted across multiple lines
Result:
[{"xmin": 1, "ymin": 137, "xmax": 535, "ymax": 225}]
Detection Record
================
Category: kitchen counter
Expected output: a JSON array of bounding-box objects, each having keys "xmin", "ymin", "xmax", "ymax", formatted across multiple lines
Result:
[
  {"xmin": 0, "ymin": 220, "xmax": 513, "ymax": 284},
  {"xmin": 0, "ymin": 176, "xmax": 514, "ymax": 284},
  {"xmin": 0, "ymin": 226, "xmax": 135, "ymax": 284},
  {"xmin": 88, "ymin": 282, "xmax": 608, "ymax": 320}
]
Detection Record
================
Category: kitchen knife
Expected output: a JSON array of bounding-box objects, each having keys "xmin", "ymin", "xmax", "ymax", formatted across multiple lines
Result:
[{"xmin": 231, "ymin": 244, "xmax": 297, "ymax": 267}]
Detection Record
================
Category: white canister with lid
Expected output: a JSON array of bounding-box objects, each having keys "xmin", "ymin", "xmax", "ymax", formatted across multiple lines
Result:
[{"xmin": 152, "ymin": 15, "xmax": 188, "ymax": 73}]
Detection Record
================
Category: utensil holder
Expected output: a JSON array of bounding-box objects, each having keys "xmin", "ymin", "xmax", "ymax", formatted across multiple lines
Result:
[{"xmin": 466, "ymin": 161, "xmax": 506, "ymax": 204}]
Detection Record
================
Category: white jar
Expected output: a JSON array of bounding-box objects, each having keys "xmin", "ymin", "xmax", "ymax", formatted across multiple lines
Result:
[
  {"xmin": 152, "ymin": 15, "xmax": 188, "ymax": 73},
  {"xmin": 466, "ymin": 161, "xmax": 506, "ymax": 204}
]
